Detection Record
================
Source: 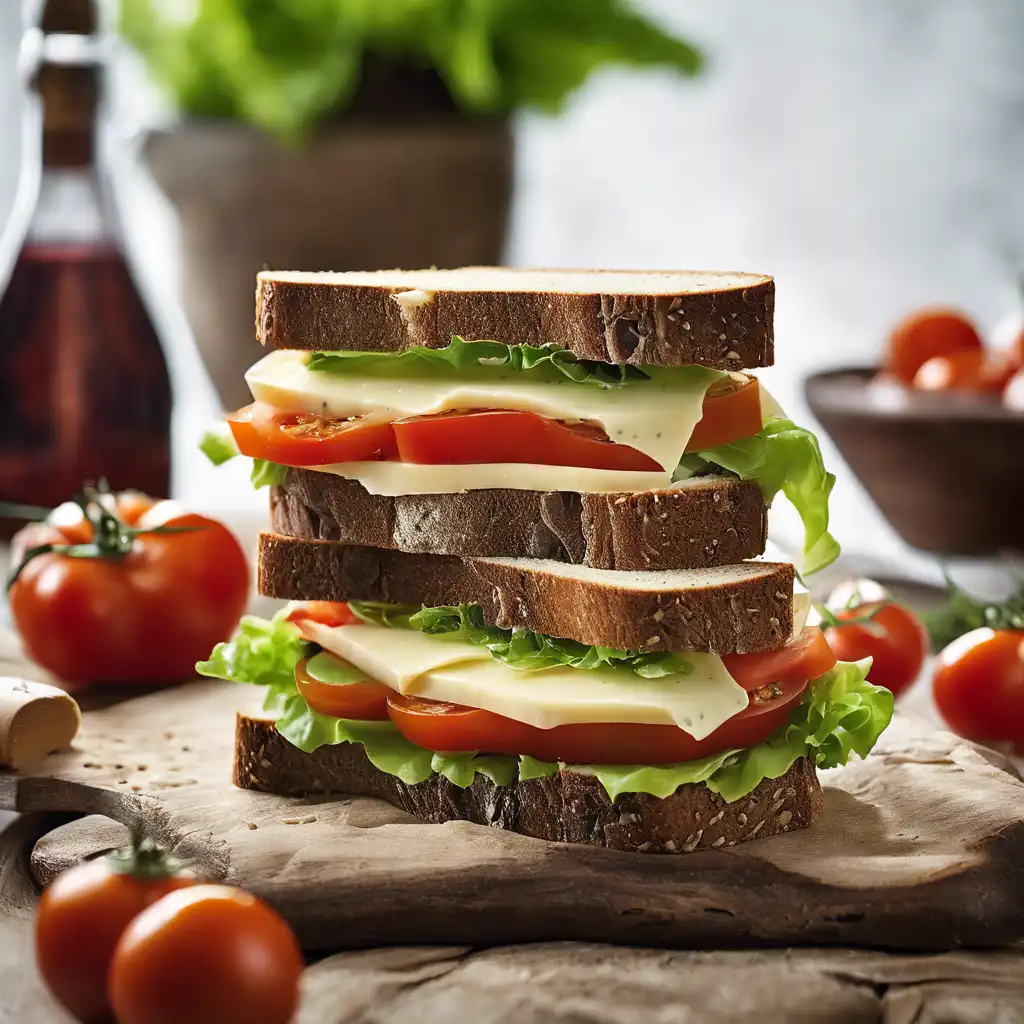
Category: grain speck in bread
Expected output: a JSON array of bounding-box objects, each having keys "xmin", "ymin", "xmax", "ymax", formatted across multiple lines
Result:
[
  {"xmin": 257, "ymin": 533, "xmax": 795, "ymax": 654},
  {"xmin": 235, "ymin": 712, "xmax": 822, "ymax": 851},
  {"xmin": 255, "ymin": 267, "xmax": 775, "ymax": 369},
  {"xmin": 269, "ymin": 469, "xmax": 768, "ymax": 571}
]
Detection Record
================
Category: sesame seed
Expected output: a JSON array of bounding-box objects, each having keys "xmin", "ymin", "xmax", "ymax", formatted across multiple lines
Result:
[{"xmin": 711, "ymin": 836, "xmax": 726, "ymax": 848}]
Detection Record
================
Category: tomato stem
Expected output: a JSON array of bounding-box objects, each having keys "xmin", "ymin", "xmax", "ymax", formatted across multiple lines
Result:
[
  {"xmin": 106, "ymin": 835, "xmax": 187, "ymax": 881},
  {"xmin": 5, "ymin": 484, "xmax": 206, "ymax": 592}
]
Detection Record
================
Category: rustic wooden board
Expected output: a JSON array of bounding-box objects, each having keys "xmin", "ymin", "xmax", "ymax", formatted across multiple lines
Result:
[
  {"xmin": 4, "ymin": 818, "xmax": 1024, "ymax": 1024},
  {"xmin": 2, "ymin": 675, "xmax": 1023, "ymax": 953}
]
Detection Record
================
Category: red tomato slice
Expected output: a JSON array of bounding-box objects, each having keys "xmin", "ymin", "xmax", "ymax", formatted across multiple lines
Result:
[
  {"xmin": 228, "ymin": 402, "xmax": 397, "ymax": 466},
  {"xmin": 724, "ymin": 627, "xmax": 837, "ymax": 690},
  {"xmin": 685, "ymin": 374, "xmax": 763, "ymax": 453},
  {"xmin": 287, "ymin": 601, "xmax": 362, "ymax": 631},
  {"xmin": 392, "ymin": 410, "xmax": 663, "ymax": 471},
  {"xmin": 294, "ymin": 657, "xmax": 390, "ymax": 720},
  {"xmin": 385, "ymin": 677, "xmax": 808, "ymax": 764}
]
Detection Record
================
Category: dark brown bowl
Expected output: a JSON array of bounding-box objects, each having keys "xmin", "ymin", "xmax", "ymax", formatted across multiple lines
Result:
[{"xmin": 805, "ymin": 368, "xmax": 1024, "ymax": 555}]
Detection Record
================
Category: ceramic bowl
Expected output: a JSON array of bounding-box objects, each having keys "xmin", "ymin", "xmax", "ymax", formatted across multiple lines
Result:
[{"xmin": 804, "ymin": 368, "xmax": 1024, "ymax": 555}]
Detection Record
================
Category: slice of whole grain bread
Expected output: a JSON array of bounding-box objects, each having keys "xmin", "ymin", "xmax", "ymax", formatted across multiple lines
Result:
[
  {"xmin": 235, "ymin": 713, "xmax": 822, "ymax": 851},
  {"xmin": 257, "ymin": 533, "xmax": 795, "ymax": 655},
  {"xmin": 269, "ymin": 469, "xmax": 768, "ymax": 571},
  {"xmin": 255, "ymin": 267, "xmax": 774, "ymax": 369}
]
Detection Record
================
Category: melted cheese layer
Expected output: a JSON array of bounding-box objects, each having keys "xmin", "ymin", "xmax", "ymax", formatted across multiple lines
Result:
[
  {"xmin": 246, "ymin": 349, "xmax": 723, "ymax": 473},
  {"xmin": 297, "ymin": 620, "xmax": 749, "ymax": 738}
]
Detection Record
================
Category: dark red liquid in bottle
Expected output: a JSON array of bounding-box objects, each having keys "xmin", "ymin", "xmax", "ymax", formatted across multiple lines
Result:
[{"xmin": 0, "ymin": 242, "xmax": 171, "ymax": 510}]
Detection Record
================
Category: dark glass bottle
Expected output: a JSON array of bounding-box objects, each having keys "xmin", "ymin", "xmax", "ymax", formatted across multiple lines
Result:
[{"xmin": 0, "ymin": 0, "xmax": 171, "ymax": 527}]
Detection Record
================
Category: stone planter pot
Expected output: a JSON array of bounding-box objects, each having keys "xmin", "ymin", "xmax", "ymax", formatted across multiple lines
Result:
[{"xmin": 145, "ymin": 118, "xmax": 513, "ymax": 409}]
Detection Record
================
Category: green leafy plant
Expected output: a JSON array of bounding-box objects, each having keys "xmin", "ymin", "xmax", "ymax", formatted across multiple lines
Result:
[
  {"xmin": 119, "ymin": 0, "xmax": 703, "ymax": 141},
  {"xmin": 922, "ymin": 572, "xmax": 1024, "ymax": 650}
]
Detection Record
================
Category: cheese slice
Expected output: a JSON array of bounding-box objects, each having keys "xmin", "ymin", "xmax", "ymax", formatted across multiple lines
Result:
[
  {"xmin": 298, "ymin": 619, "xmax": 490, "ymax": 688},
  {"xmin": 299, "ymin": 621, "xmax": 748, "ymax": 738},
  {"xmin": 246, "ymin": 348, "xmax": 723, "ymax": 473},
  {"xmin": 309, "ymin": 460, "xmax": 670, "ymax": 495}
]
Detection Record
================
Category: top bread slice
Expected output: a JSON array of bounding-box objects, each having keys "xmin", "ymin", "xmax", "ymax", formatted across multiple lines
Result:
[
  {"xmin": 258, "ymin": 533, "xmax": 795, "ymax": 655},
  {"xmin": 256, "ymin": 267, "xmax": 775, "ymax": 369}
]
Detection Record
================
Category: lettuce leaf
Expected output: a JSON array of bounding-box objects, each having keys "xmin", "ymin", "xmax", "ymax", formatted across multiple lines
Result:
[
  {"xmin": 197, "ymin": 608, "xmax": 308, "ymax": 693},
  {"xmin": 695, "ymin": 418, "xmax": 840, "ymax": 574},
  {"xmin": 349, "ymin": 601, "xmax": 695, "ymax": 678},
  {"xmin": 196, "ymin": 427, "xmax": 286, "ymax": 490},
  {"xmin": 307, "ymin": 336, "xmax": 651, "ymax": 388},
  {"xmin": 199, "ymin": 615, "xmax": 893, "ymax": 805},
  {"xmin": 250, "ymin": 459, "xmax": 288, "ymax": 489}
]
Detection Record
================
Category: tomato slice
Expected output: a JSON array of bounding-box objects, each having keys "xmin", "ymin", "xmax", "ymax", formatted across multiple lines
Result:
[
  {"xmin": 287, "ymin": 601, "xmax": 362, "ymax": 631},
  {"xmin": 385, "ymin": 677, "xmax": 807, "ymax": 764},
  {"xmin": 685, "ymin": 374, "xmax": 762, "ymax": 453},
  {"xmin": 723, "ymin": 627, "xmax": 837, "ymax": 689},
  {"xmin": 294, "ymin": 656, "xmax": 390, "ymax": 720},
  {"xmin": 228, "ymin": 402, "xmax": 397, "ymax": 466},
  {"xmin": 392, "ymin": 410, "xmax": 662, "ymax": 472}
]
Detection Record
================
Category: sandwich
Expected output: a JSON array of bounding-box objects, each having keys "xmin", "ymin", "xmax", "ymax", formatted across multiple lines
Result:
[{"xmin": 199, "ymin": 268, "xmax": 892, "ymax": 852}]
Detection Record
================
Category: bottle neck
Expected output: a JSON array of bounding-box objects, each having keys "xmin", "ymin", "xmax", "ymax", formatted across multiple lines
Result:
[
  {"xmin": 27, "ymin": 167, "xmax": 111, "ymax": 247},
  {"xmin": 36, "ymin": 62, "xmax": 98, "ymax": 169}
]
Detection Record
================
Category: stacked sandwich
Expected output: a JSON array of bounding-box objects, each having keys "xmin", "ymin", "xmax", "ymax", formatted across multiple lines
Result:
[{"xmin": 201, "ymin": 268, "xmax": 892, "ymax": 852}]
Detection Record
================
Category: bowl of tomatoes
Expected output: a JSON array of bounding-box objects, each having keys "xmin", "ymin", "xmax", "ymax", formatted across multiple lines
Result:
[{"xmin": 805, "ymin": 308, "xmax": 1024, "ymax": 555}]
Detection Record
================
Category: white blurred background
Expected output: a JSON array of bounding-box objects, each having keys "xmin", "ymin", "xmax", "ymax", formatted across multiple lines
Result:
[{"xmin": 1, "ymin": 0, "xmax": 1023, "ymax": 583}]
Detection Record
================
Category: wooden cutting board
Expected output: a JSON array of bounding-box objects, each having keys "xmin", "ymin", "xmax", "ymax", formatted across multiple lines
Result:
[{"xmin": 3, "ymin": 677, "xmax": 1023, "ymax": 953}]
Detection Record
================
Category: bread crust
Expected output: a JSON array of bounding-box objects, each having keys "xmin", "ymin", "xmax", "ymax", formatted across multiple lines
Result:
[
  {"xmin": 257, "ymin": 533, "xmax": 795, "ymax": 655},
  {"xmin": 255, "ymin": 268, "xmax": 775, "ymax": 369},
  {"xmin": 235, "ymin": 713, "xmax": 822, "ymax": 851},
  {"xmin": 269, "ymin": 470, "xmax": 768, "ymax": 571}
]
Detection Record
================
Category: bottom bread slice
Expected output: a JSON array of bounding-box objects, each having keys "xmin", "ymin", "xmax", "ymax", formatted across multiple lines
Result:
[{"xmin": 236, "ymin": 714, "xmax": 823, "ymax": 852}]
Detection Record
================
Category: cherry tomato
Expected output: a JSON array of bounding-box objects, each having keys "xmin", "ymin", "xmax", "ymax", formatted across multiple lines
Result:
[
  {"xmin": 109, "ymin": 885, "xmax": 303, "ymax": 1024},
  {"xmin": 286, "ymin": 601, "xmax": 362, "ymax": 630},
  {"xmin": 933, "ymin": 629, "xmax": 1024, "ymax": 751},
  {"xmin": 824, "ymin": 601, "xmax": 928, "ymax": 698},
  {"xmin": 294, "ymin": 656, "xmax": 390, "ymax": 720},
  {"xmin": 885, "ymin": 309, "xmax": 982, "ymax": 385},
  {"xmin": 912, "ymin": 349, "xmax": 998, "ymax": 393},
  {"xmin": 35, "ymin": 843, "xmax": 196, "ymax": 1023},
  {"xmin": 9, "ymin": 494, "xmax": 249, "ymax": 686},
  {"xmin": 392, "ymin": 410, "xmax": 663, "ymax": 471},
  {"xmin": 722, "ymin": 626, "xmax": 836, "ymax": 688},
  {"xmin": 386, "ymin": 676, "xmax": 808, "ymax": 764},
  {"xmin": 229, "ymin": 401, "xmax": 397, "ymax": 466},
  {"xmin": 686, "ymin": 374, "xmax": 763, "ymax": 452}
]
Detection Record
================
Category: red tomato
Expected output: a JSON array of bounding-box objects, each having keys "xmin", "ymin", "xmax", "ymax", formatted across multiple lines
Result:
[
  {"xmin": 286, "ymin": 601, "xmax": 362, "ymax": 630},
  {"xmin": 294, "ymin": 656, "xmax": 390, "ymax": 720},
  {"xmin": 386, "ymin": 676, "xmax": 808, "ymax": 764},
  {"xmin": 933, "ymin": 629, "xmax": 1024, "ymax": 751},
  {"xmin": 912, "ymin": 349, "xmax": 998, "ymax": 393},
  {"xmin": 723, "ymin": 626, "xmax": 836, "ymax": 688},
  {"xmin": 885, "ymin": 309, "xmax": 982, "ymax": 385},
  {"xmin": 9, "ymin": 496, "xmax": 249, "ymax": 686},
  {"xmin": 35, "ymin": 845, "xmax": 196, "ymax": 1023},
  {"xmin": 824, "ymin": 601, "xmax": 928, "ymax": 697},
  {"xmin": 109, "ymin": 885, "xmax": 303, "ymax": 1024},
  {"xmin": 686, "ymin": 374, "xmax": 763, "ymax": 452},
  {"xmin": 229, "ymin": 401, "xmax": 397, "ymax": 466},
  {"xmin": 392, "ymin": 410, "xmax": 663, "ymax": 471}
]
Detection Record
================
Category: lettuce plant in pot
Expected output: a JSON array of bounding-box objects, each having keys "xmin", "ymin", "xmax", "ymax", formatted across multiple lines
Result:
[{"xmin": 120, "ymin": 0, "xmax": 703, "ymax": 408}]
